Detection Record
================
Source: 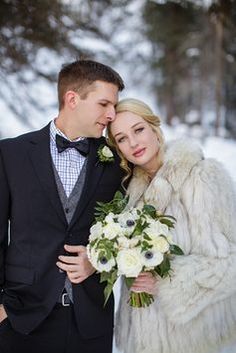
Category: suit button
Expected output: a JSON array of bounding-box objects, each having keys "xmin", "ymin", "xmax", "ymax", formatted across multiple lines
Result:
[{"xmin": 69, "ymin": 233, "xmax": 73, "ymax": 237}]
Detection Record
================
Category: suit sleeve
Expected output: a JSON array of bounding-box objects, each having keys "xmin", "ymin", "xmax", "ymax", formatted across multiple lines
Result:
[
  {"xmin": 0, "ymin": 148, "xmax": 10, "ymax": 304},
  {"xmin": 158, "ymin": 159, "xmax": 236, "ymax": 324}
]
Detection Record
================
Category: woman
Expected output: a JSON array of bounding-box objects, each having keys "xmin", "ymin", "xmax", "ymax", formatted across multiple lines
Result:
[{"xmin": 107, "ymin": 98, "xmax": 236, "ymax": 353}]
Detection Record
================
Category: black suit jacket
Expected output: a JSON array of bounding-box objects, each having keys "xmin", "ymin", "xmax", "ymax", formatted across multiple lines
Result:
[{"xmin": 0, "ymin": 124, "xmax": 123, "ymax": 337}]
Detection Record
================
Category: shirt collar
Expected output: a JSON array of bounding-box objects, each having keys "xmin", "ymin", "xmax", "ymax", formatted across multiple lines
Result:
[{"xmin": 50, "ymin": 119, "xmax": 83, "ymax": 145}]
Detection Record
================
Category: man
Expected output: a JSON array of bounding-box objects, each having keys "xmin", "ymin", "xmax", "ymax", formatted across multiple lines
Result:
[{"xmin": 0, "ymin": 60, "xmax": 124, "ymax": 353}]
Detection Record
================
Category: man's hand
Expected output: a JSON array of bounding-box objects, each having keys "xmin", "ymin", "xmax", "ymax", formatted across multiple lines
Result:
[
  {"xmin": 0, "ymin": 305, "xmax": 7, "ymax": 323},
  {"xmin": 56, "ymin": 244, "xmax": 95, "ymax": 284},
  {"xmin": 130, "ymin": 272, "xmax": 159, "ymax": 295}
]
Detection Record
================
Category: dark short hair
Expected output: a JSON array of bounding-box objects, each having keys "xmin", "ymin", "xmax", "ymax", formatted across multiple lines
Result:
[{"xmin": 58, "ymin": 59, "xmax": 125, "ymax": 110}]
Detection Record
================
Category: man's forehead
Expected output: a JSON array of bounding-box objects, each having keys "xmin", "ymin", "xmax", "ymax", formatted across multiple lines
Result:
[
  {"xmin": 89, "ymin": 80, "xmax": 119, "ymax": 101},
  {"xmin": 93, "ymin": 80, "xmax": 119, "ymax": 91}
]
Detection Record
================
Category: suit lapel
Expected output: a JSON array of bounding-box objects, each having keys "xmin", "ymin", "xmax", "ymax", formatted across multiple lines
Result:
[
  {"xmin": 28, "ymin": 124, "xmax": 67, "ymax": 226},
  {"xmin": 69, "ymin": 138, "xmax": 105, "ymax": 229}
]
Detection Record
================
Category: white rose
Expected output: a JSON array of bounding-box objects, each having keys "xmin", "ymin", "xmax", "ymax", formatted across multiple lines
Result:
[
  {"xmin": 103, "ymin": 222, "xmax": 122, "ymax": 239},
  {"xmin": 102, "ymin": 146, "xmax": 113, "ymax": 158},
  {"xmin": 149, "ymin": 235, "xmax": 170, "ymax": 253},
  {"xmin": 145, "ymin": 220, "xmax": 169, "ymax": 237},
  {"xmin": 129, "ymin": 236, "xmax": 141, "ymax": 248},
  {"xmin": 117, "ymin": 248, "xmax": 143, "ymax": 277},
  {"xmin": 141, "ymin": 249, "xmax": 164, "ymax": 268},
  {"xmin": 117, "ymin": 235, "xmax": 141, "ymax": 249},
  {"xmin": 89, "ymin": 221, "xmax": 103, "ymax": 241},
  {"xmin": 117, "ymin": 236, "xmax": 131, "ymax": 249},
  {"xmin": 104, "ymin": 212, "xmax": 116, "ymax": 224},
  {"xmin": 167, "ymin": 234, "xmax": 174, "ymax": 244}
]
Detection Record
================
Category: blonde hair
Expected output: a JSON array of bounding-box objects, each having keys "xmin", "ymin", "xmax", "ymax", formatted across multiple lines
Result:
[{"xmin": 107, "ymin": 98, "xmax": 165, "ymax": 182}]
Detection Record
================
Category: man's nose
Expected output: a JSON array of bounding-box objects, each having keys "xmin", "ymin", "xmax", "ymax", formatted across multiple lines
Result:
[{"xmin": 106, "ymin": 106, "xmax": 116, "ymax": 122}]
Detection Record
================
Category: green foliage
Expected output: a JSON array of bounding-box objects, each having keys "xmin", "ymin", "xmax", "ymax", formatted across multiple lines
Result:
[
  {"xmin": 169, "ymin": 244, "xmax": 184, "ymax": 255},
  {"xmin": 158, "ymin": 216, "xmax": 176, "ymax": 229},
  {"xmin": 142, "ymin": 204, "xmax": 157, "ymax": 218},
  {"xmin": 155, "ymin": 253, "xmax": 171, "ymax": 278},
  {"xmin": 100, "ymin": 269, "xmax": 118, "ymax": 306},
  {"xmin": 94, "ymin": 191, "xmax": 129, "ymax": 221}
]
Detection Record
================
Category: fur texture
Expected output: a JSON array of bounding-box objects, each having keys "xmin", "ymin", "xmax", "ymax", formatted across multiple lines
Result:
[{"xmin": 115, "ymin": 139, "xmax": 236, "ymax": 353}]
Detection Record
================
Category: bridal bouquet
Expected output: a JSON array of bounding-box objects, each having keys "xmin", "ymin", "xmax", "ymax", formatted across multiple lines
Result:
[{"xmin": 87, "ymin": 191, "xmax": 183, "ymax": 308}]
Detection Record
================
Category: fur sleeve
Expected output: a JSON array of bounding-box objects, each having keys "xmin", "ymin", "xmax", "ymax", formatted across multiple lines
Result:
[{"xmin": 158, "ymin": 158, "xmax": 236, "ymax": 324}]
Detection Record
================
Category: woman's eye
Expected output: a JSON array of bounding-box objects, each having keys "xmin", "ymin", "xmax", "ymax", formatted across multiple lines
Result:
[
  {"xmin": 117, "ymin": 136, "xmax": 125, "ymax": 143},
  {"xmin": 135, "ymin": 127, "xmax": 144, "ymax": 133}
]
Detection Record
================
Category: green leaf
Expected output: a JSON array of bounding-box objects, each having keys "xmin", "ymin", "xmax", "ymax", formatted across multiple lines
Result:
[
  {"xmin": 157, "ymin": 254, "xmax": 171, "ymax": 277},
  {"xmin": 142, "ymin": 204, "xmax": 156, "ymax": 218},
  {"xmin": 169, "ymin": 244, "xmax": 184, "ymax": 255},
  {"xmin": 143, "ymin": 233, "xmax": 152, "ymax": 241},
  {"xmin": 109, "ymin": 269, "xmax": 118, "ymax": 284},
  {"xmin": 94, "ymin": 191, "xmax": 129, "ymax": 221},
  {"xmin": 159, "ymin": 218, "xmax": 175, "ymax": 228},
  {"xmin": 100, "ymin": 271, "xmax": 112, "ymax": 283},
  {"xmin": 103, "ymin": 283, "xmax": 114, "ymax": 306}
]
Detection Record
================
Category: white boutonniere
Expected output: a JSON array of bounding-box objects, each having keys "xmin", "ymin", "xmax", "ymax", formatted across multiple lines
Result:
[{"xmin": 97, "ymin": 145, "xmax": 114, "ymax": 163}]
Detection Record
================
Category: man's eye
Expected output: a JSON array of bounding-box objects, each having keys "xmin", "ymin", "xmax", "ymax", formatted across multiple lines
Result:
[{"xmin": 100, "ymin": 103, "xmax": 107, "ymax": 107}]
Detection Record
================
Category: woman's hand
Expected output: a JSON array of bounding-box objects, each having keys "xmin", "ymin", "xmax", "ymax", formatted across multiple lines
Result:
[
  {"xmin": 130, "ymin": 272, "xmax": 159, "ymax": 295},
  {"xmin": 56, "ymin": 244, "xmax": 95, "ymax": 284}
]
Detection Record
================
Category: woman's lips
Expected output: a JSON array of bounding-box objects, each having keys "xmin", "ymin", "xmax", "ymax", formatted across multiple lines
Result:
[{"xmin": 133, "ymin": 148, "xmax": 145, "ymax": 157}]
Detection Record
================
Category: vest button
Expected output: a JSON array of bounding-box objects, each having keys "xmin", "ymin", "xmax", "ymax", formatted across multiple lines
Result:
[{"xmin": 65, "ymin": 208, "xmax": 69, "ymax": 214}]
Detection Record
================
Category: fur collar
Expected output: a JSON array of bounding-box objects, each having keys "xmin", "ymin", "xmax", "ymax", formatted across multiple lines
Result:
[{"xmin": 127, "ymin": 138, "xmax": 204, "ymax": 210}]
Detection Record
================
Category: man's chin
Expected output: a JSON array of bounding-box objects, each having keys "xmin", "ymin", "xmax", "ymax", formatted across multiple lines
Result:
[{"xmin": 95, "ymin": 130, "xmax": 104, "ymax": 138}]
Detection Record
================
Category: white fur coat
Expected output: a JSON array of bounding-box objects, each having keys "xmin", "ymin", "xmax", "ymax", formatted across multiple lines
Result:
[{"xmin": 115, "ymin": 139, "xmax": 236, "ymax": 353}]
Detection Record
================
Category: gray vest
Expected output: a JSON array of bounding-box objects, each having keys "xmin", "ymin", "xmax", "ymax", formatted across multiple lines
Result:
[{"xmin": 52, "ymin": 160, "xmax": 88, "ymax": 301}]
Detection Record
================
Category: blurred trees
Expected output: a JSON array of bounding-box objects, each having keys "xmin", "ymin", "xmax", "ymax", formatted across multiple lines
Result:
[
  {"xmin": 0, "ymin": 0, "xmax": 78, "ymax": 126},
  {"xmin": 0, "ymin": 0, "xmax": 128, "ymax": 128},
  {"xmin": 142, "ymin": 0, "xmax": 236, "ymax": 138},
  {"xmin": 0, "ymin": 0, "xmax": 236, "ymax": 138},
  {"xmin": 143, "ymin": 1, "xmax": 202, "ymax": 125}
]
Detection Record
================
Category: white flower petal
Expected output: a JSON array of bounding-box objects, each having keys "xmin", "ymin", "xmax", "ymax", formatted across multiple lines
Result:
[{"xmin": 117, "ymin": 248, "xmax": 143, "ymax": 277}]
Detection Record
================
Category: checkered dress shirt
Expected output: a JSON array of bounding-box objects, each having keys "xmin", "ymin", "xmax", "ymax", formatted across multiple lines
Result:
[{"xmin": 50, "ymin": 120, "xmax": 86, "ymax": 197}]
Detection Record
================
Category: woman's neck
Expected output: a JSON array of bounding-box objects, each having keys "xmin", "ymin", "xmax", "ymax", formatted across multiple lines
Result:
[
  {"xmin": 141, "ymin": 160, "xmax": 160, "ymax": 181},
  {"xmin": 146, "ymin": 169, "xmax": 157, "ymax": 180}
]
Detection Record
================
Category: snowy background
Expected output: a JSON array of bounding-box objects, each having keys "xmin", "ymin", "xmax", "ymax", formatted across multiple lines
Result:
[{"xmin": 1, "ymin": 0, "xmax": 236, "ymax": 351}]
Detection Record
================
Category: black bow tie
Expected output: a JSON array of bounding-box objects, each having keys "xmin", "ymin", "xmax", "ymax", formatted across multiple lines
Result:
[{"xmin": 56, "ymin": 134, "xmax": 90, "ymax": 157}]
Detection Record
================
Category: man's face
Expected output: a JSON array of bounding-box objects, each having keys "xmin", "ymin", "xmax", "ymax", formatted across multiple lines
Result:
[{"xmin": 74, "ymin": 80, "xmax": 119, "ymax": 138}]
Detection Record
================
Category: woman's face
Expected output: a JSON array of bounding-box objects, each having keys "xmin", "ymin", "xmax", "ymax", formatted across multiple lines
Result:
[{"xmin": 110, "ymin": 111, "xmax": 160, "ymax": 173}]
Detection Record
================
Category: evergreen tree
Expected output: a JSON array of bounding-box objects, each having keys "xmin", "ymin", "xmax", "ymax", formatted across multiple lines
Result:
[{"xmin": 143, "ymin": 0, "xmax": 203, "ymax": 125}]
